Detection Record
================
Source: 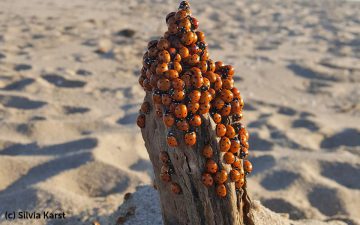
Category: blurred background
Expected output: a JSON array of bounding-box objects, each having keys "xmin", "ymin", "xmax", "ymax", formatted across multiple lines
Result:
[{"xmin": 0, "ymin": 0, "xmax": 359, "ymax": 224}]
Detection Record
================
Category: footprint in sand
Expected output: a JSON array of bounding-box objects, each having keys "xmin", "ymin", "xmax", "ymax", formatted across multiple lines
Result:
[
  {"xmin": 261, "ymin": 198, "xmax": 306, "ymax": 220},
  {"xmin": 250, "ymin": 155, "xmax": 276, "ymax": 175},
  {"xmin": 63, "ymin": 106, "xmax": 90, "ymax": 115},
  {"xmin": 320, "ymin": 128, "xmax": 360, "ymax": 149},
  {"xmin": 260, "ymin": 170, "xmax": 299, "ymax": 191},
  {"xmin": 42, "ymin": 74, "xmax": 86, "ymax": 88},
  {"xmin": 319, "ymin": 161, "xmax": 360, "ymax": 190},
  {"xmin": 14, "ymin": 64, "xmax": 32, "ymax": 71},
  {"xmin": 292, "ymin": 118, "xmax": 320, "ymax": 132},
  {"xmin": 0, "ymin": 94, "xmax": 47, "ymax": 110},
  {"xmin": 0, "ymin": 78, "xmax": 35, "ymax": 91}
]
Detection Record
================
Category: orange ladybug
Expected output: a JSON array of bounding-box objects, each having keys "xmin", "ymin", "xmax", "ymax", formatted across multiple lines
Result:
[
  {"xmin": 231, "ymin": 99, "xmax": 241, "ymax": 114},
  {"xmin": 171, "ymin": 182, "xmax": 182, "ymax": 194},
  {"xmin": 171, "ymin": 78, "xmax": 185, "ymax": 90},
  {"xmin": 202, "ymin": 145, "xmax": 213, "ymax": 158},
  {"xmin": 202, "ymin": 173, "xmax": 214, "ymax": 187},
  {"xmin": 156, "ymin": 63, "xmax": 169, "ymax": 75},
  {"xmin": 224, "ymin": 152, "xmax": 235, "ymax": 164},
  {"xmin": 191, "ymin": 74, "xmax": 204, "ymax": 89},
  {"xmin": 165, "ymin": 70, "xmax": 179, "ymax": 79},
  {"xmin": 219, "ymin": 137, "xmax": 231, "ymax": 152},
  {"xmin": 216, "ymin": 124, "xmax": 227, "ymax": 137},
  {"xmin": 158, "ymin": 50, "xmax": 171, "ymax": 63},
  {"xmin": 174, "ymin": 104, "xmax": 188, "ymax": 119},
  {"xmin": 163, "ymin": 113, "xmax": 175, "ymax": 127},
  {"xmin": 199, "ymin": 91, "xmax": 212, "ymax": 104},
  {"xmin": 229, "ymin": 169, "xmax": 241, "ymax": 182},
  {"xmin": 140, "ymin": 102, "xmax": 151, "ymax": 114},
  {"xmin": 176, "ymin": 119, "xmax": 190, "ymax": 132},
  {"xmin": 196, "ymin": 31, "xmax": 205, "ymax": 42},
  {"xmin": 171, "ymin": 89, "xmax": 185, "ymax": 101},
  {"xmin": 206, "ymin": 159, "xmax": 218, "ymax": 174},
  {"xmin": 179, "ymin": 46, "xmax": 189, "ymax": 58},
  {"xmin": 214, "ymin": 169, "xmax": 228, "ymax": 184},
  {"xmin": 187, "ymin": 102, "xmax": 200, "ymax": 114},
  {"xmin": 240, "ymin": 147, "xmax": 249, "ymax": 159},
  {"xmin": 175, "ymin": 9, "xmax": 189, "ymax": 20},
  {"xmin": 229, "ymin": 138, "xmax": 241, "ymax": 153},
  {"xmin": 212, "ymin": 113, "xmax": 222, "ymax": 124},
  {"xmin": 189, "ymin": 90, "xmax": 201, "ymax": 103},
  {"xmin": 213, "ymin": 75, "xmax": 223, "ymax": 91},
  {"xmin": 220, "ymin": 89, "xmax": 234, "ymax": 103},
  {"xmin": 231, "ymin": 87, "xmax": 241, "ymax": 99},
  {"xmin": 157, "ymin": 78, "xmax": 171, "ymax": 91},
  {"xmin": 225, "ymin": 125, "xmax": 236, "ymax": 139},
  {"xmin": 159, "ymin": 151, "xmax": 170, "ymax": 164},
  {"xmin": 137, "ymin": 114, "xmax": 146, "ymax": 128},
  {"xmin": 160, "ymin": 172, "xmax": 171, "ymax": 182},
  {"xmin": 157, "ymin": 38, "xmax": 170, "ymax": 50},
  {"xmin": 181, "ymin": 31, "xmax": 195, "ymax": 45},
  {"xmin": 235, "ymin": 178, "xmax": 245, "ymax": 189},
  {"xmin": 220, "ymin": 103, "xmax": 231, "ymax": 117},
  {"xmin": 178, "ymin": 18, "xmax": 191, "ymax": 32},
  {"xmin": 216, "ymin": 184, "xmax": 227, "ymax": 198},
  {"xmin": 198, "ymin": 103, "xmax": 210, "ymax": 114},
  {"xmin": 232, "ymin": 157, "xmax": 242, "ymax": 169},
  {"xmin": 190, "ymin": 17, "xmax": 199, "ymax": 30},
  {"xmin": 243, "ymin": 160, "xmax": 253, "ymax": 173},
  {"xmin": 213, "ymin": 97, "xmax": 225, "ymax": 110},
  {"xmin": 189, "ymin": 114, "xmax": 202, "ymax": 127},
  {"xmin": 222, "ymin": 79, "xmax": 234, "ymax": 90},
  {"xmin": 184, "ymin": 131, "xmax": 196, "ymax": 146},
  {"xmin": 167, "ymin": 132, "xmax": 178, "ymax": 147},
  {"xmin": 201, "ymin": 77, "xmax": 210, "ymax": 91}
]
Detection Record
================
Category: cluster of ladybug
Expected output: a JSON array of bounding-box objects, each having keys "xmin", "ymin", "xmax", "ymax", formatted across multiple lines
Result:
[{"xmin": 137, "ymin": 1, "xmax": 253, "ymax": 198}]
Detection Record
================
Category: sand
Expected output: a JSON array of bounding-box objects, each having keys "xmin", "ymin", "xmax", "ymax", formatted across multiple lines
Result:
[{"xmin": 0, "ymin": 0, "xmax": 359, "ymax": 224}]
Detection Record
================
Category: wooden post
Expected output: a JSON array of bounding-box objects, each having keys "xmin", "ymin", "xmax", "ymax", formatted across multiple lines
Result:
[{"xmin": 140, "ymin": 94, "xmax": 254, "ymax": 225}]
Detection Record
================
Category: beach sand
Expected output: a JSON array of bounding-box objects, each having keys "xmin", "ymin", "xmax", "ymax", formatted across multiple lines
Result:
[{"xmin": 0, "ymin": 0, "xmax": 359, "ymax": 224}]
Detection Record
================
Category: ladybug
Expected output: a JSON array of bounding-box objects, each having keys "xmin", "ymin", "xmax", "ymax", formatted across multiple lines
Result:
[
  {"xmin": 224, "ymin": 152, "xmax": 235, "ymax": 164},
  {"xmin": 137, "ymin": 114, "xmax": 146, "ymax": 128},
  {"xmin": 179, "ymin": 1, "xmax": 190, "ymax": 10},
  {"xmin": 232, "ymin": 157, "xmax": 242, "ymax": 169},
  {"xmin": 212, "ymin": 113, "xmax": 222, "ymax": 124},
  {"xmin": 150, "ymin": 74, "xmax": 160, "ymax": 88},
  {"xmin": 172, "ymin": 61, "xmax": 182, "ymax": 73},
  {"xmin": 219, "ymin": 137, "xmax": 231, "ymax": 152},
  {"xmin": 178, "ymin": 18, "xmax": 191, "ymax": 32},
  {"xmin": 189, "ymin": 114, "xmax": 202, "ymax": 127},
  {"xmin": 171, "ymin": 182, "xmax": 182, "ymax": 194},
  {"xmin": 159, "ymin": 151, "xmax": 170, "ymax": 164},
  {"xmin": 204, "ymin": 71, "xmax": 217, "ymax": 83},
  {"xmin": 225, "ymin": 125, "xmax": 236, "ymax": 139},
  {"xmin": 181, "ymin": 73, "xmax": 192, "ymax": 88},
  {"xmin": 235, "ymin": 178, "xmax": 245, "ymax": 189},
  {"xmin": 163, "ymin": 113, "xmax": 175, "ymax": 127},
  {"xmin": 155, "ymin": 104, "xmax": 163, "ymax": 118},
  {"xmin": 186, "ymin": 54, "xmax": 200, "ymax": 65},
  {"xmin": 229, "ymin": 138, "xmax": 241, "ymax": 153},
  {"xmin": 214, "ymin": 169, "xmax": 228, "ymax": 184},
  {"xmin": 187, "ymin": 102, "xmax": 200, "ymax": 114},
  {"xmin": 215, "ymin": 61, "xmax": 224, "ymax": 71},
  {"xmin": 202, "ymin": 173, "xmax": 214, "ymax": 187},
  {"xmin": 206, "ymin": 159, "xmax": 218, "ymax": 174},
  {"xmin": 242, "ymin": 140, "xmax": 249, "ymax": 149},
  {"xmin": 179, "ymin": 47, "xmax": 189, "ymax": 58},
  {"xmin": 198, "ymin": 61, "xmax": 208, "ymax": 73},
  {"xmin": 198, "ymin": 103, "xmax": 210, "ymax": 114},
  {"xmin": 162, "ymin": 94, "xmax": 172, "ymax": 106},
  {"xmin": 231, "ymin": 99, "xmax": 241, "ymax": 114},
  {"xmin": 166, "ymin": 12, "xmax": 176, "ymax": 24},
  {"xmin": 213, "ymin": 75, "xmax": 223, "ymax": 91},
  {"xmin": 200, "ymin": 49, "xmax": 209, "ymax": 61},
  {"xmin": 216, "ymin": 184, "xmax": 227, "ymax": 198},
  {"xmin": 140, "ymin": 102, "xmax": 151, "ymax": 114},
  {"xmin": 176, "ymin": 119, "xmax": 190, "ymax": 132},
  {"xmin": 167, "ymin": 132, "xmax": 178, "ymax": 147},
  {"xmin": 143, "ymin": 78, "xmax": 152, "ymax": 91},
  {"xmin": 157, "ymin": 78, "xmax": 171, "ymax": 91},
  {"xmin": 156, "ymin": 63, "xmax": 169, "ymax": 75},
  {"xmin": 148, "ymin": 47, "xmax": 159, "ymax": 58},
  {"xmin": 175, "ymin": 9, "xmax": 189, "ymax": 20},
  {"xmin": 188, "ymin": 43, "xmax": 200, "ymax": 54},
  {"xmin": 243, "ymin": 160, "xmax": 253, "ymax": 174},
  {"xmin": 220, "ymin": 103, "xmax": 231, "ymax": 117},
  {"xmin": 181, "ymin": 31, "xmax": 195, "ymax": 45},
  {"xmin": 160, "ymin": 172, "xmax": 171, "ymax": 182},
  {"xmin": 165, "ymin": 70, "xmax": 179, "ymax": 79},
  {"xmin": 157, "ymin": 38, "xmax": 170, "ymax": 50},
  {"xmin": 223, "ymin": 65, "xmax": 235, "ymax": 76},
  {"xmin": 207, "ymin": 60, "xmax": 216, "ymax": 72},
  {"xmin": 222, "ymin": 79, "xmax": 234, "ymax": 90},
  {"xmin": 152, "ymin": 90, "xmax": 162, "ymax": 104},
  {"xmin": 147, "ymin": 40, "xmax": 158, "ymax": 49},
  {"xmin": 239, "ymin": 126, "xmax": 249, "ymax": 139},
  {"xmin": 220, "ymin": 89, "xmax": 234, "ymax": 103},
  {"xmin": 216, "ymin": 124, "xmax": 226, "ymax": 137},
  {"xmin": 174, "ymin": 53, "xmax": 182, "ymax": 62},
  {"xmin": 199, "ymin": 91, "xmax": 212, "ymax": 104},
  {"xmin": 171, "ymin": 89, "xmax": 185, "ymax": 101},
  {"xmin": 202, "ymin": 145, "xmax": 213, "ymax": 158},
  {"xmin": 168, "ymin": 47, "xmax": 177, "ymax": 57},
  {"xmin": 201, "ymin": 77, "xmax": 210, "ymax": 91},
  {"xmin": 196, "ymin": 31, "xmax": 205, "ymax": 42},
  {"xmin": 229, "ymin": 169, "xmax": 241, "ymax": 182},
  {"xmin": 138, "ymin": 75, "xmax": 146, "ymax": 87},
  {"xmin": 171, "ymin": 78, "xmax": 185, "ymax": 90},
  {"xmin": 174, "ymin": 104, "xmax": 188, "ymax": 119},
  {"xmin": 231, "ymin": 87, "xmax": 241, "ymax": 99},
  {"xmin": 189, "ymin": 90, "xmax": 201, "ymax": 103},
  {"xmin": 184, "ymin": 131, "xmax": 196, "ymax": 146},
  {"xmin": 158, "ymin": 50, "xmax": 171, "ymax": 63},
  {"xmin": 232, "ymin": 113, "xmax": 243, "ymax": 122}
]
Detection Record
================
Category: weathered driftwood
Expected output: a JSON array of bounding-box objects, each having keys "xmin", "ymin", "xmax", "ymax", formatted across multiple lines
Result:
[{"xmin": 141, "ymin": 93, "xmax": 254, "ymax": 225}]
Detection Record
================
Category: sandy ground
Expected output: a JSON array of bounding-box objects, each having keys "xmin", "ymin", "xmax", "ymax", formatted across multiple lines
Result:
[{"xmin": 0, "ymin": 0, "xmax": 359, "ymax": 224}]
